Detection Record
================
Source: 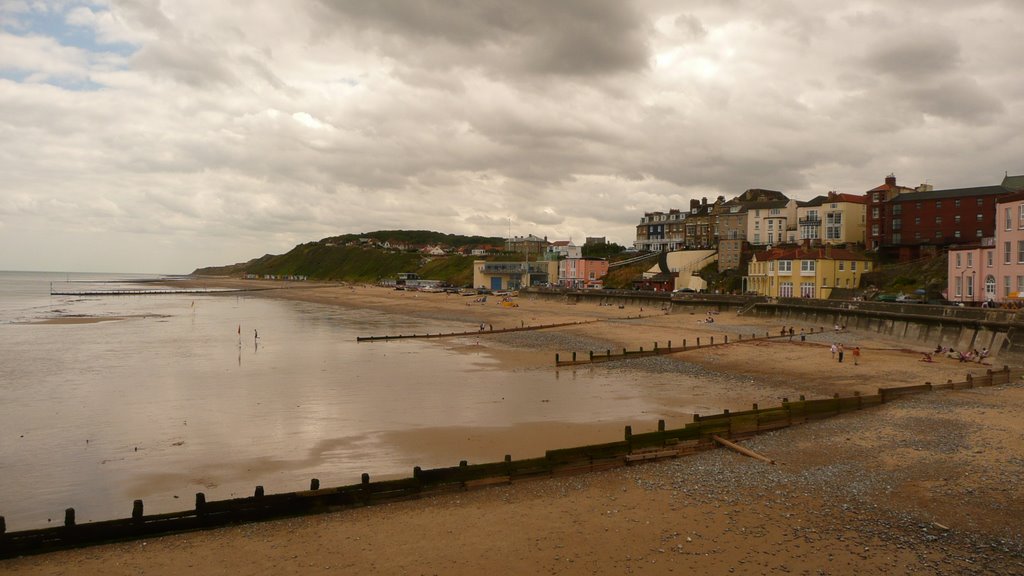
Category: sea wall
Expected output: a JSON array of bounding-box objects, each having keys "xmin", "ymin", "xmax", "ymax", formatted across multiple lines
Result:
[{"xmin": 526, "ymin": 289, "xmax": 1024, "ymax": 358}]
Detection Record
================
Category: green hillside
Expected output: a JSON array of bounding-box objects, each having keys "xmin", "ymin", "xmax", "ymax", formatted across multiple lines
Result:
[{"xmin": 192, "ymin": 231, "xmax": 504, "ymax": 284}]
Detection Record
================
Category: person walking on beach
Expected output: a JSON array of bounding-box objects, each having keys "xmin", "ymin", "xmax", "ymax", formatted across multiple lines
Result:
[
  {"xmin": 852, "ymin": 346, "xmax": 860, "ymax": 365},
  {"xmin": 830, "ymin": 343, "xmax": 837, "ymax": 359},
  {"xmin": 837, "ymin": 343, "xmax": 845, "ymax": 363}
]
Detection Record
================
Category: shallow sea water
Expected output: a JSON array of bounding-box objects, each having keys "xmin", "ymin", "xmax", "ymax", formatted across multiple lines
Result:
[{"xmin": 0, "ymin": 272, "xmax": 676, "ymax": 529}]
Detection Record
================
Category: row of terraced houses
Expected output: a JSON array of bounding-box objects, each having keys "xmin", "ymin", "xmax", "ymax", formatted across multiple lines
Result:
[{"xmin": 635, "ymin": 173, "xmax": 1024, "ymax": 302}]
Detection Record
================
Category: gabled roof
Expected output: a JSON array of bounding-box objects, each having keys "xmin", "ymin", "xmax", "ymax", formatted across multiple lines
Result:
[
  {"xmin": 1002, "ymin": 174, "xmax": 1024, "ymax": 192},
  {"xmin": 892, "ymin": 185, "xmax": 1009, "ymax": 202},
  {"xmin": 800, "ymin": 193, "xmax": 867, "ymax": 207},
  {"xmin": 732, "ymin": 188, "xmax": 789, "ymax": 203},
  {"xmin": 752, "ymin": 246, "xmax": 869, "ymax": 262}
]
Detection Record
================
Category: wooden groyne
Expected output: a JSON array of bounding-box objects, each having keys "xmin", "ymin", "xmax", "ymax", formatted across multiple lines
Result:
[
  {"xmin": 555, "ymin": 326, "xmax": 831, "ymax": 367},
  {"xmin": 356, "ymin": 319, "xmax": 617, "ymax": 342},
  {"xmin": 0, "ymin": 366, "xmax": 1015, "ymax": 558}
]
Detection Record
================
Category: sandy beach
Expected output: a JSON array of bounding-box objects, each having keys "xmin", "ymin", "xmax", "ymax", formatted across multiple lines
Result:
[{"xmin": 4, "ymin": 281, "xmax": 1022, "ymax": 575}]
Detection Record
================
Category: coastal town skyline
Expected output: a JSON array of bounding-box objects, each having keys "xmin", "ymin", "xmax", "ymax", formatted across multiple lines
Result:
[{"xmin": 2, "ymin": 1, "xmax": 1023, "ymax": 273}]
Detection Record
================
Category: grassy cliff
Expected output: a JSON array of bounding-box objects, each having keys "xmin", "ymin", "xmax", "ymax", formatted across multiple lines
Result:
[{"xmin": 192, "ymin": 231, "xmax": 503, "ymax": 284}]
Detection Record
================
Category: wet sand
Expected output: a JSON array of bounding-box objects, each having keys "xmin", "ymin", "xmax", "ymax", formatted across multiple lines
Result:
[{"xmin": 4, "ymin": 281, "xmax": 1021, "ymax": 575}]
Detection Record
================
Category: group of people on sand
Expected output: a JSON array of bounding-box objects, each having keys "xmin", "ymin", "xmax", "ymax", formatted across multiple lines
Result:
[
  {"xmin": 829, "ymin": 342, "xmax": 861, "ymax": 365},
  {"xmin": 926, "ymin": 345, "xmax": 989, "ymax": 363}
]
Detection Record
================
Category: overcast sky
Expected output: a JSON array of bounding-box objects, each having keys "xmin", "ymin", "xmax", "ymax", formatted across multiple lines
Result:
[{"xmin": 2, "ymin": 0, "xmax": 1022, "ymax": 273}]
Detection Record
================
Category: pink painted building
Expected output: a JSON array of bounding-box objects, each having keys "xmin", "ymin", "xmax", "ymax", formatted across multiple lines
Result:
[
  {"xmin": 558, "ymin": 258, "xmax": 609, "ymax": 289},
  {"xmin": 947, "ymin": 190, "xmax": 1024, "ymax": 304}
]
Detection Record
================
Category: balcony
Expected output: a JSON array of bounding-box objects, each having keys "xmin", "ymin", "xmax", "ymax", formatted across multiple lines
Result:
[
  {"xmin": 798, "ymin": 217, "xmax": 821, "ymax": 226},
  {"xmin": 483, "ymin": 262, "xmax": 550, "ymax": 275}
]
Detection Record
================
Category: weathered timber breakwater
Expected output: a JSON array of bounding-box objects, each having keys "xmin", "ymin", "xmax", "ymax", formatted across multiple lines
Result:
[
  {"xmin": 553, "ymin": 326, "xmax": 829, "ymax": 367},
  {"xmin": 355, "ymin": 318, "xmax": 615, "ymax": 341},
  {"xmin": 1, "ymin": 366, "xmax": 1015, "ymax": 559},
  {"xmin": 525, "ymin": 288, "xmax": 1024, "ymax": 357}
]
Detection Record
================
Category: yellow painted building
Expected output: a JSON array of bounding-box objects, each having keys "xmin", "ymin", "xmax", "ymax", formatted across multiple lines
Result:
[{"xmin": 744, "ymin": 246, "xmax": 872, "ymax": 299}]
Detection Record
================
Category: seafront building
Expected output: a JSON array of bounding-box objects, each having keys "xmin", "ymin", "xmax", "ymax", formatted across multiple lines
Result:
[
  {"xmin": 557, "ymin": 258, "xmax": 610, "ymax": 289},
  {"xmin": 868, "ymin": 173, "xmax": 1024, "ymax": 261},
  {"xmin": 473, "ymin": 259, "xmax": 559, "ymax": 291},
  {"xmin": 946, "ymin": 189, "xmax": 1024, "ymax": 304},
  {"xmin": 796, "ymin": 192, "xmax": 867, "ymax": 246},
  {"xmin": 744, "ymin": 246, "xmax": 872, "ymax": 299}
]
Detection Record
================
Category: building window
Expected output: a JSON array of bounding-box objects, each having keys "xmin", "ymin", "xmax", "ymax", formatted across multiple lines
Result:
[
  {"xmin": 955, "ymin": 277, "xmax": 962, "ymax": 298},
  {"xmin": 851, "ymin": 261, "xmax": 857, "ymax": 271},
  {"xmin": 954, "ymin": 215, "xmax": 961, "ymax": 224},
  {"xmin": 936, "ymin": 200, "xmax": 942, "ymax": 209},
  {"xmin": 935, "ymin": 216, "xmax": 942, "ymax": 225},
  {"xmin": 915, "ymin": 217, "xmax": 921, "ymax": 225},
  {"xmin": 978, "ymin": 198, "xmax": 984, "ymax": 206},
  {"xmin": 988, "ymin": 252, "xmax": 994, "ymax": 267},
  {"xmin": 779, "ymin": 260, "xmax": 792, "ymax": 272},
  {"xmin": 1019, "ymin": 276, "xmax": 1024, "ymax": 295},
  {"xmin": 1006, "ymin": 208, "xmax": 1013, "ymax": 230},
  {"xmin": 935, "ymin": 231, "xmax": 942, "ymax": 239},
  {"xmin": 801, "ymin": 261, "xmax": 815, "ymax": 273},
  {"xmin": 872, "ymin": 193, "xmax": 880, "ymax": 203},
  {"xmin": 871, "ymin": 224, "xmax": 879, "ymax": 236},
  {"xmin": 966, "ymin": 275, "xmax": 974, "ymax": 298},
  {"xmin": 986, "ymin": 275, "xmax": 996, "ymax": 296},
  {"xmin": 1005, "ymin": 276, "xmax": 1011, "ymax": 297},
  {"xmin": 800, "ymin": 282, "xmax": 815, "ymax": 298},
  {"xmin": 893, "ymin": 232, "xmax": 902, "ymax": 243},
  {"xmin": 955, "ymin": 199, "xmax": 961, "ymax": 208},
  {"xmin": 955, "ymin": 231, "xmax": 961, "ymax": 238},
  {"xmin": 1019, "ymin": 205, "xmax": 1024, "ymax": 228},
  {"xmin": 977, "ymin": 229, "xmax": 983, "ymax": 238},
  {"xmin": 1019, "ymin": 240, "xmax": 1024, "ymax": 264},
  {"xmin": 893, "ymin": 204, "xmax": 902, "ymax": 215},
  {"xmin": 956, "ymin": 253, "xmax": 962, "ymax": 268},
  {"xmin": 872, "ymin": 207, "xmax": 879, "ymax": 219},
  {"xmin": 1006, "ymin": 242, "xmax": 1012, "ymax": 264}
]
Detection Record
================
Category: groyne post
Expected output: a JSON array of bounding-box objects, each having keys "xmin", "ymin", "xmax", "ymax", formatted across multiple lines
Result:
[
  {"xmin": 132, "ymin": 500, "xmax": 143, "ymax": 521},
  {"xmin": 255, "ymin": 486, "xmax": 264, "ymax": 498},
  {"xmin": 658, "ymin": 419, "xmax": 665, "ymax": 432},
  {"xmin": 195, "ymin": 493, "xmax": 206, "ymax": 514},
  {"xmin": 310, "ymin": 479, "xmax": 320, "ymax": 490},
  {"xmin": 64, "ymin": 508, "xmax": 75, "ymax": 528}
]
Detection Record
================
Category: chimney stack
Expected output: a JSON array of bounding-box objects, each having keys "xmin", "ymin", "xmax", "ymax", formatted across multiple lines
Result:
[{"xmin": 885, "ymin": 174, "xmax": 896, "ymax": 187}]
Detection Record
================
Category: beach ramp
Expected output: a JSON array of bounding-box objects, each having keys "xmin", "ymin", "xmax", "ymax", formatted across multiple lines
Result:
[{"xmin": 643, "ymin": 250, "xmax": 717, "ymax": 291}]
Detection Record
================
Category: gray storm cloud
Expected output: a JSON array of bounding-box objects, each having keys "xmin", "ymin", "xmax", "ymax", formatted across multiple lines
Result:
[{"xmin": 0, "ymin": 0, "xmax": 1021, "ymax": 272}]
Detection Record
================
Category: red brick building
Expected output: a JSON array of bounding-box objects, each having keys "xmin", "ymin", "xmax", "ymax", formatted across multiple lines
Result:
[
  {"xmin": 865, "ymin": 174, "xmax": 916, "ymax": 251},
  {"xmin": 867, "ymin": 174, "xmax": 1024, "ymax": 261}
]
